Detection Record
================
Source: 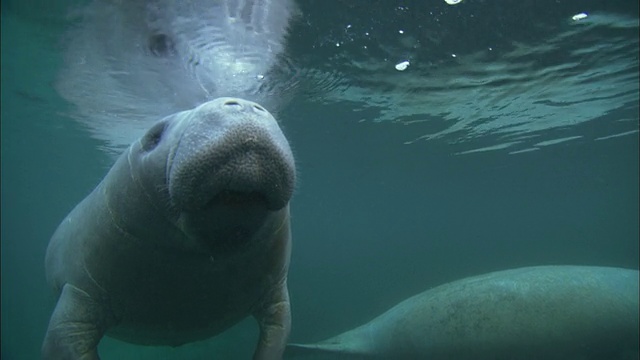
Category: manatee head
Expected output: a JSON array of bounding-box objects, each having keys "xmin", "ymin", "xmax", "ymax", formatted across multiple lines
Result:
[{"xmin": 132, "ymin": 97, "xmax": 295, "ymax": 253}]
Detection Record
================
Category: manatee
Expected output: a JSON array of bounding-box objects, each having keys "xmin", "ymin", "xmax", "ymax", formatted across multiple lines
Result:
[
  {"xmin": 286, "ymin": 266, "xmax": 639, "ymax": 360},
  {"xmin": 42, "ymin": 97, "xmax": 296, "ymax": 360}
]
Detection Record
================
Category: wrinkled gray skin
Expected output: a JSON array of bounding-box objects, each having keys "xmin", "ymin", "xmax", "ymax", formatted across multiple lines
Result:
[
  {"xmin": 287, "ymin": 266, "xmax": 639, "ymax": 360},
  {"xmin": 43, "ymin": 97, "xmax": 296, "ymax": 360}
]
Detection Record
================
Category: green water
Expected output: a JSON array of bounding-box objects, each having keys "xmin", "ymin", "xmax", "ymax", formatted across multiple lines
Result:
[{"xmin": 1, "ymin": 1, "xmax": 638, "ymax": 359}]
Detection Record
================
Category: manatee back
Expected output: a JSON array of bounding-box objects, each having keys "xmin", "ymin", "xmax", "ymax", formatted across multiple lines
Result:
[
  {"xmin": 287, "ymin": 266, "xmax": 639, "ymax": 360},
  {"xmin": 381, "ymin": 265, "xmax": 639, "ymax": 359}
]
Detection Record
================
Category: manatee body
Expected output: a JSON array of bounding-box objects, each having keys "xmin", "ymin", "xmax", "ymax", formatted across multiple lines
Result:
[
  {"xmin": 287, "ymin": 266, "xmax": 639, "ymax": 360},
  {"xmin": 42, "ymin": 97, "xmax": 296, "ymax": 360}
]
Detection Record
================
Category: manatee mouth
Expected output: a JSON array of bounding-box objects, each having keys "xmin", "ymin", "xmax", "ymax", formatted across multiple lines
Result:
[
  {"xmin": 208, "ymin": 190, "xmax": 269, "ymax": 209},
  {"xmin": 180, "ymin": 189, "xmax": 272, "ymax": 254},
  {"xmin": 169, "ymin": 140, "xmax": 293, "ymax": 212}
]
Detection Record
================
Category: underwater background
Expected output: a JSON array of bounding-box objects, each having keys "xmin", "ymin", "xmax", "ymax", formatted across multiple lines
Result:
[{"xmin": 1, "ymin": 0, "xmax": 638, "ymax": 359}]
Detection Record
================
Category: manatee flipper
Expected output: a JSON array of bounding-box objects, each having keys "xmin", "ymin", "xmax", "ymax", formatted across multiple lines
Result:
[
  {"xmin": 252, "ymin": 283, "xmax": 292, "ymax": 360},
  {"xmin": 42, "ymin": 284, "xmax": 112, "ymax": 360}
]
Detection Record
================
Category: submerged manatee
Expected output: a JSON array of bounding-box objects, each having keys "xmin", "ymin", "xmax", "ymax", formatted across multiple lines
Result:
[
  {"xmin": 42, "ymin": 98, "xmax": 296, "ymax": 360},
  {"xmin": 287, "ymin": 266, "xmax": 639, "ymax": 360}
]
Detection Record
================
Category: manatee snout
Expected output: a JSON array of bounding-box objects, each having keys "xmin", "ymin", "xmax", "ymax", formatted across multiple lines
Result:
[{"xmin": 168, "ymin": 97, "xmax": 295, "ymax": 213}]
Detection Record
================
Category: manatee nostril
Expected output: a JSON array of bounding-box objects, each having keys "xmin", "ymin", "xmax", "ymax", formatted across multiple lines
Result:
[
  {"xmin": 252, "ymin": 104, "xmax": 265, "ymax": 112},
  {"xmin": 223, "ymin": 100, "xmax": 243, "ymax": 109}
]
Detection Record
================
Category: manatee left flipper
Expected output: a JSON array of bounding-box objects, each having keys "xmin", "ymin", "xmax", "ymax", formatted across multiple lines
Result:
[
  {"xmin": 252, "ymin": 282, "xmax": 292, "ymax": 360},
  {"xmin": 42, "ymin": 283, "xmax": 113, "ymax": 360}
]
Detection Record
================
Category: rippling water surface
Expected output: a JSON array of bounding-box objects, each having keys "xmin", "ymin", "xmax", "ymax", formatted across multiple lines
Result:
[
  {"xmin": 37, "ymin": 0, "xmax": 640, "ymax": 155},
  {"xmin": 285, "ymin": 1, "xmax": 639, "ymax": 154}
]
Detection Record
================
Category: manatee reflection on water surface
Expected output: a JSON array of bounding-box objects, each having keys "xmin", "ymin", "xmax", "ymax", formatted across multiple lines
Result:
[{"xmin": 51, "ymin": 0, "xmax": 638, "ymax": 156}]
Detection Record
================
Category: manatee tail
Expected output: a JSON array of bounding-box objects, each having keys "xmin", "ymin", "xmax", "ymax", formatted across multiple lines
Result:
[{"xmin": 285, "ymin": 342, "xmax": 368, "ymax": 359}]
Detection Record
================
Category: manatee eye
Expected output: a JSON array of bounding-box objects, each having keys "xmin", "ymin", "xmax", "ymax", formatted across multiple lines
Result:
[
  {"xmin": 141, "ymin": 121, "xmax": 166, "ymax": 151},
  {"xmin": 148, "ymin": 33, "xmax": 175, "ymax": 57}
]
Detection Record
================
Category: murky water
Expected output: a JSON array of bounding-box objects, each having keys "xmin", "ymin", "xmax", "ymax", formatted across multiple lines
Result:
[{"xmin": 1, "ymin": 0, "xmax": 638, "ymax": 359}]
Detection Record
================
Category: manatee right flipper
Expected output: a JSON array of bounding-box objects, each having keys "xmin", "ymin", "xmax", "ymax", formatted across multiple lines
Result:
[
  {"xmin": 42, "ymin": 283, "xmax": 113, "ymax": 360},
  {"xmin": 252, "ymin": 282, "xmax": 292, "ymax": 360}
]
